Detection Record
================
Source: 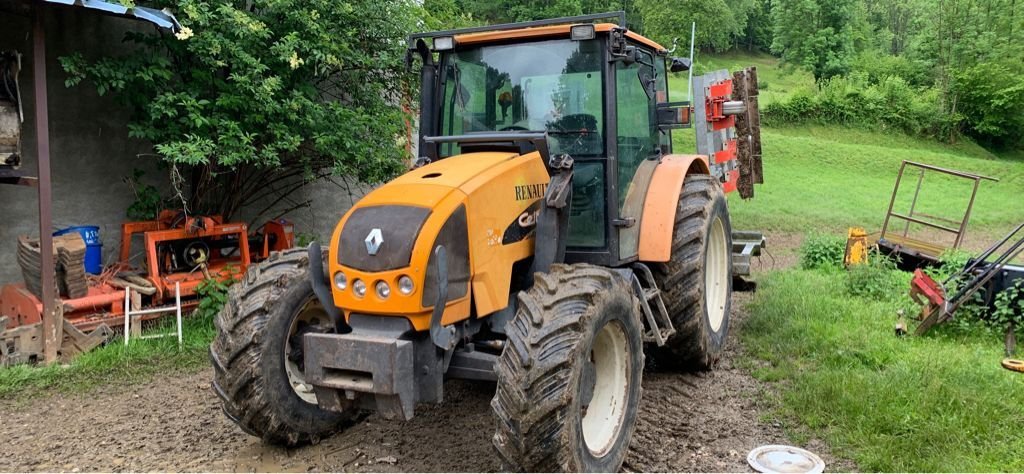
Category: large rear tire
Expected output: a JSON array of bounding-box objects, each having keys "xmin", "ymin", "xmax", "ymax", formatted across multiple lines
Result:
[
  {"xmin": 210, "ymin": 249, "xmax": 356, "ymax": 446},
  {"xmin": 650, "ymin": 174, "xmax": 733, "ymax": 370},
  {"xmin": 492, "ymin": 264, "xmax": 644, "ymax": 472}
]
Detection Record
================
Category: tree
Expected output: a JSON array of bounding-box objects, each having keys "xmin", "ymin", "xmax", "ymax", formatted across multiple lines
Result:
[
  {"xmin": 770, "ymin": 0, "xmax": 855, "ymax": 82},
  {"xmin": 635, "ymin": 0, "xmax": 742, "ymax": 51},
  {"xmin": 61, "ymin": 0, "xmax": 422, "ymax": 222}
]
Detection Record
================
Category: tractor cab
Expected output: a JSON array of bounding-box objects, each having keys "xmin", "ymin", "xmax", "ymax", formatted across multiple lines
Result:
[{"xmin": 410, "ymin": 13, "xmax": 694, "ymax": 267}]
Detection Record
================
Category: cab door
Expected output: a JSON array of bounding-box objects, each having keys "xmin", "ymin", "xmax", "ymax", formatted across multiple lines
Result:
[{"xmin": 614, "ymin": 46, "xmax": 662, "ymax": 260}]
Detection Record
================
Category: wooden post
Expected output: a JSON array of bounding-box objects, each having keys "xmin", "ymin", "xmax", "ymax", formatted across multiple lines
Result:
[{"xmin": 33, "ymin": 5, "xmax": 60, "ymax": 364}]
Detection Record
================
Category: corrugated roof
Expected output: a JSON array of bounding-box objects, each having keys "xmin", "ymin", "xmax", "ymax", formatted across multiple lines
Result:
[{"xmin": 42, "ymin": 0, "xmax": 180, "ymax": 30}]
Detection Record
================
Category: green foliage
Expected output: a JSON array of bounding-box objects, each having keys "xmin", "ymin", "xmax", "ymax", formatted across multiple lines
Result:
[
  {"xmin": 953, "ymin": 60, "xmax": 1024, "ymax": 148},
  {"xmin": 744, "ymin": 269, "xmax": 1024, "ymax": 471},
  {"xmin": 762, "ymin": 75, "xmax": 958, "ymax": 141},
  {"xmin": 194, "ymin": 275, "xmax": 235, "ymax": 321},
  {"xmin": 62, "ymin": 0, "xmax": 422, "ymax": 218},
  {"xmin": 295, "ymin": 232, "xmax": 319, "ymax": 248},
  {"xmin": 635, "ymin": 0, "xmax": 743, "ymax": 51},
  {"xmin": 123, "ymin": 169, "xmax": 167, "ymax": 221},
  {"xmin": 798, "ymin": 232, "xmax": 846, "ymax": 270},
  {"xmin": 770, "ymin": 0, "xmax": 856, "ymax": 82},
  {"xmin": 844, "ymin": 253, "xmax": 908, "ymax": 301}
]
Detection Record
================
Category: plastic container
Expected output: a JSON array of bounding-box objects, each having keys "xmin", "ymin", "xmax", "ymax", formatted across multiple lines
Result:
[{"xmin": 53, "ymin": 225, "xmax": 102, "ymax": 274}]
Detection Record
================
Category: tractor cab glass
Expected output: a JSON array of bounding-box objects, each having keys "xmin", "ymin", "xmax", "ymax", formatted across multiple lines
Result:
[
  {"xmin": 438, "ymin": 38, "xmax": 605, "ymax": 158},
  {"xmin": 438, "ymin": 38, "xmax": 608, "ymax": 249}
]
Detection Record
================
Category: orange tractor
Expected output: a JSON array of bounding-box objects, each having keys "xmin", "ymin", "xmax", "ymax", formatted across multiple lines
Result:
[{"xmin": 212, "ymin": 12, "xmax": 762, "ymax": 472}]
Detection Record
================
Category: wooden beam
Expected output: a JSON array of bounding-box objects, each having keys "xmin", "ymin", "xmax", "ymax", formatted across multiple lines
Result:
[{"xmin": 33, "ymin": 5, "xmax": 60, "ymax": 364}]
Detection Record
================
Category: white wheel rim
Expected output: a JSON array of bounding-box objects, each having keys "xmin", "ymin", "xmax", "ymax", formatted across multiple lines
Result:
[
  {"xmin": 581, "ymin": 320, "xmax": 630, "ymax": 457},
  {"xmin": 285, "ymin": 298, "xmax": 326, "ymax": 404},
  {"xmin": 705, "ymin": 216, "xmax": 729, "ymax": 332}
]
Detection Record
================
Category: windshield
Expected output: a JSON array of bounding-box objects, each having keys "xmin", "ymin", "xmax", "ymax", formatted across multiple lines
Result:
[{"xmin": 438, "ymin": 38, "xmax": 605, "ymax": 157}]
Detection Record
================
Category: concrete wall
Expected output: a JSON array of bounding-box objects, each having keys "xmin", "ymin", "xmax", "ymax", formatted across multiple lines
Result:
[
  {"xmin": 0, "ymin": 8, "xmax": 168, "ymax": 284},
  {"xmin": 0, "ymin": 7, "xmax": 373, "ymax": 286}
]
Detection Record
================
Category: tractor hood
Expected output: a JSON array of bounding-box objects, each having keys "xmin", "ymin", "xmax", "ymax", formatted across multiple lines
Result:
[
  {"xmin": 364, "ymin": 151, "xmax": 522, "ymax": 207},
  {"xmin": 326, "ymin": 149, "xmax": 550, "ymax": 330},
  {"xmin": 329, "ymin": 150, "xmax": 520, "ymax": 274}
]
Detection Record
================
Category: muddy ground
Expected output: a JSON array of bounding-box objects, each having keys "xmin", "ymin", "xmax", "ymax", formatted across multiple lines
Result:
[{"xmin": 0, "ymin": 233, "xmax": 845, "ymax": 472}]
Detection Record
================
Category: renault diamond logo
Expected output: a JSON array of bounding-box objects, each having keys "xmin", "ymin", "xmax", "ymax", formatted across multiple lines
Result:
[{"xmin": 365, "ymin": 228, "xmax": 383, "ymax": 256}]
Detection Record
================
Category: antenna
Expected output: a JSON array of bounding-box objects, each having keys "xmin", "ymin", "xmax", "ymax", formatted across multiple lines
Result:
[{"xmin": 686, "ymin": 22, "xmax": 696, "ymax": 103}]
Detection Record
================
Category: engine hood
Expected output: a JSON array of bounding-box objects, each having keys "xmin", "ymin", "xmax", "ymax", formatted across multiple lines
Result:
[{"xmin": 357, "ymin": 151, "xmax": 522, "ymax": 209}]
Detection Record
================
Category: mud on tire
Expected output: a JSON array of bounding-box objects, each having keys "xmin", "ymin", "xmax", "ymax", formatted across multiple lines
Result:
[
  {"xmin": 492, "ymin": 264, "xmax": 644, "ymax": 472},
  {"xmin": 210, "ymin": 248, "xmax": 355, "ymax": 446},
  {"xmin": 650, "ymin": 174, "xmax": 733, "ymax": 370}
]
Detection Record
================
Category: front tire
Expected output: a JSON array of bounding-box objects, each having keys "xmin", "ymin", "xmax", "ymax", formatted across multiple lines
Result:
[
  {"xmin": 210, "ymin": 249, "xmax": 356, "ymax": 446},
  {"xmin": 650, "ymin": 174, "xmax": 733, "ymax": 370},
  {"xmin": 492, "ymin": 264, "xmax": 644, "ymax": 472}
]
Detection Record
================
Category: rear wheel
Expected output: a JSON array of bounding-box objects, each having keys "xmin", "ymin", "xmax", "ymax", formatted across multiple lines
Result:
[
  {"xmin": 492, "ymin": 264, "xmax": 643, "ymax": 472},
  {"xmin": 650, "ymin": 174, "xmax": 733, "ymax": 370},
  {"xmin": 210, "ymin": 249, "xmax": 357, "ymax": 446}
]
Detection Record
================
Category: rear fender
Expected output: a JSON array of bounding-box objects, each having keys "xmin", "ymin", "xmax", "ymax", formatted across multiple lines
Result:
[{"xmin": 638, "ymin": 155, "xmax": 711, "ymax": 262}]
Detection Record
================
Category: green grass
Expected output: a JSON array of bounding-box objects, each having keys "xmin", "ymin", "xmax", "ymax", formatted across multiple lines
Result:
[
  {"xmin": 0, "ymin": 312, "xmax": 215, "ymax": 400},
  {"xmin": 668, "ymin": 51, "xmax": 1024, "ymax": 237},
  {"xmin": 743, "ymin": 269, "xmax": 1024, "ymax": 472},
  {"xmin": 668, "ymin": 50, "xmax": 814, "ymax": 105}
]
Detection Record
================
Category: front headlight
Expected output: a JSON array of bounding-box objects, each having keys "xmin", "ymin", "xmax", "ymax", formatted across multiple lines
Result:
[
  {"xmin": 352, "ymin": 279, "xmax": 366, "ymax": 298},
  {"xmin": 333, "ymin": 271, "xmax": 347, "ymax": 290},
  {"xmin": 375, "ymin": 280, "xmax": 391, "ymax": 299},
  {"xmin": 398, "ymin": 275, "xmax": 415, "ymax": 295}
]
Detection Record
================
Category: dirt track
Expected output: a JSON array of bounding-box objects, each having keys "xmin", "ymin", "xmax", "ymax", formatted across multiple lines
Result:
[{"xmin": 0, "ymin": 236, "xmax": 845, "ymax": 472}]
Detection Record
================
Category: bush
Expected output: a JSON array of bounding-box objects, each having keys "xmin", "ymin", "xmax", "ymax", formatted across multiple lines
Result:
[
  {"xmin": 799, "ymin": 233, "xmax": 846, "ymax": 270},
  {"xmin": 953, "ymin": 60, "xmax": 1024, "ymax": 148},
  {"xmin": 763, "ymin": 75, "xmax": 959, "ymax": 141},
  {"xmin": 845, "ymin": 253, "xmax": 908, "ymax": 301}
]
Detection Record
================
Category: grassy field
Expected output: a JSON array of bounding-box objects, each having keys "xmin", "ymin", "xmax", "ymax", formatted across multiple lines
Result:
[
  {"xmin": 0, "ymin": 312, "xmax": 214, "ymax": 400},
  {"xmin": 744, "ymin": 268, "xmax": 1024, "ymax": 472},
  {"xmin": 674, "ymin": 52, "xmax": 1024, "ymax": 471},
  {"xmin": 670, "ymin": 55, "xmax": 1024, "ymax": 238}
]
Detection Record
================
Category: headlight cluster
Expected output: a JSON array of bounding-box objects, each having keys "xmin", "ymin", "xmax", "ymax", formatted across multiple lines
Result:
[{"xmin": 333, "ymin": 271, "xmax": 415, "ymax": 299}]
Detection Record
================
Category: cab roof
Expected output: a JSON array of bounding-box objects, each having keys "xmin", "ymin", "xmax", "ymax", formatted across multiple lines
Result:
[{"xmin": 454, "ymin": 23, "xmax": 666, "ymax": 52}]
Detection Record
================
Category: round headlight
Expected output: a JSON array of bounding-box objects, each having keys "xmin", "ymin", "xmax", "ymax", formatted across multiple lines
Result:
[
  {"xmin": 375, "ymin": 280, "xmax": 391, "ymax": 299},
  {"xmin": 333, "ymin": 271, "xmax": 347, "ymax": 290},
  {"xmin": 352, "ymin": 279, "xmax": 366, "ymax": 298},
  {"xmin": 398, "ymin": 275, "xmax": 415, "ymax": 295}
]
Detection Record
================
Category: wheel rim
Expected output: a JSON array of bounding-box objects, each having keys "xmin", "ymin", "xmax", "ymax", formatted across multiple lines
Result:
[
  {"xmin": 580, "ymin": 320, "xmax": 630, "ymax": 457},
  {"xmin": 705, "ymin": 216, "xmax": 729, "ymax": 332},
  {"xmin": 284, "ymin": 297, "xmax": 329, "ymax": 404}
]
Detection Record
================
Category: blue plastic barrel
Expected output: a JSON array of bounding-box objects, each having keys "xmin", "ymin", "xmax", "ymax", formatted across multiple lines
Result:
[{"xmin": 53, "ymin": 226, "xmax": 102, "ymax": 274}]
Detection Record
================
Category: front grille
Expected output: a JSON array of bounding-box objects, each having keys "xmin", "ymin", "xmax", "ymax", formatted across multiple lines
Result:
[
  {"xmin": 422, "ymin": 205, "xmax": 470, "ymax": 307},
  {"xmin": 339, "ymin": 205, "xmax": 431, "ymax": 272}
]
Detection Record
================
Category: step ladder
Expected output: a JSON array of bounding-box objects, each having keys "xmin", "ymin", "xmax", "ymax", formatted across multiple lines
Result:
[
  {"xmin": 629, "ymin": 264, "xmax": 675, "ymax": 346},
  {"xmin": 123, "ymin": 282, "xmax": 183, "ymax": 346}
]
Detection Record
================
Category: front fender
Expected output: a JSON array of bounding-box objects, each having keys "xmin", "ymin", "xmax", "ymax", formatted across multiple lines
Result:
[{"xmin": 638, "ymin": 155, "xmax": 711, "ymax": 262}]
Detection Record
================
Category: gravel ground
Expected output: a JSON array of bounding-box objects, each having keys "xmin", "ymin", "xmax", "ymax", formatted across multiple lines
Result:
[{"xmin": 0, "ymin": 233, "xmax": 847, "ymax": 472}]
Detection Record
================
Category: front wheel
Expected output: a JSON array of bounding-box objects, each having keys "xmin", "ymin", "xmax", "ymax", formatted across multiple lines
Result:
[
  {"xmin": 492, "ymin": 264, "xmax": 644, "ymax": 472},
  {"xmin": 210, "ymin": 249, "xmax": 357, "ymax": 446},
  {"xmin": 650, "ymin": 174, "xmax": 733, "ymax": 370}
]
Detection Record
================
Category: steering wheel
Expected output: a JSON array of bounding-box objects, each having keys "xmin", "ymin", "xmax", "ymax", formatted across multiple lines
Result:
[{"xmin": 500, "ymin": 125, "xmax": 529, "ymax": 131}]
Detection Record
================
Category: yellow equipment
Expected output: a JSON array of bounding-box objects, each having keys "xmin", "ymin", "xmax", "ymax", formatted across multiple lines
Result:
[
  {"xmin": 211, "ymin": 12, "xmax": 763, "ymax": 472},
  {"xmin": 844, "ymin": 227, "xmax": 870, "ymax": 266}
]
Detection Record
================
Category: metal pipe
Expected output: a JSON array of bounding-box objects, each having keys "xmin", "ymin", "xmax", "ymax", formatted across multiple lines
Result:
[
  {"xmin": 175, "ymin": 282, "xmax": 182, "ymax": 347},
  {"xmin": 33, "ymin": 6, "xmax": 59, "ymax": 363},
  {"xmin": 686, "ymin": 22, "xmax": 695, "ymax": 104},
  {"xmin": 880, "ymin": 161, "xmax": 907, "ymax": 239},
  {"xmin": 903, "ymin": 169, "xmax": 925, "ymax": 238},
  {"xmin": 955, "ymin": 178, "xmax": 982, "ymax": 248},
  {"xmin": 887, "ymin": 213, "xmax": 960, "ymax": 234}
]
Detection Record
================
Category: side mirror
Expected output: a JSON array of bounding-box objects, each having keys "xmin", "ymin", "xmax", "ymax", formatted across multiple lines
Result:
[
  {"xmin": 670, "ymin": 57, "xmax": 691, "ymax": 72},
  {"xmin": 656, "ymin": 102, "xmax": 692, "ymax": 130}
]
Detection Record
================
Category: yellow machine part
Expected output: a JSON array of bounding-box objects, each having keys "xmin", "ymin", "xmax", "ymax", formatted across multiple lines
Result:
[
  {"xmin": 845, "ymin": 227, "xmax": 870, "ymax": 266},
  {"xmin": 328, "ymin": 151, "xmax": 549, "ymax": 331}
]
